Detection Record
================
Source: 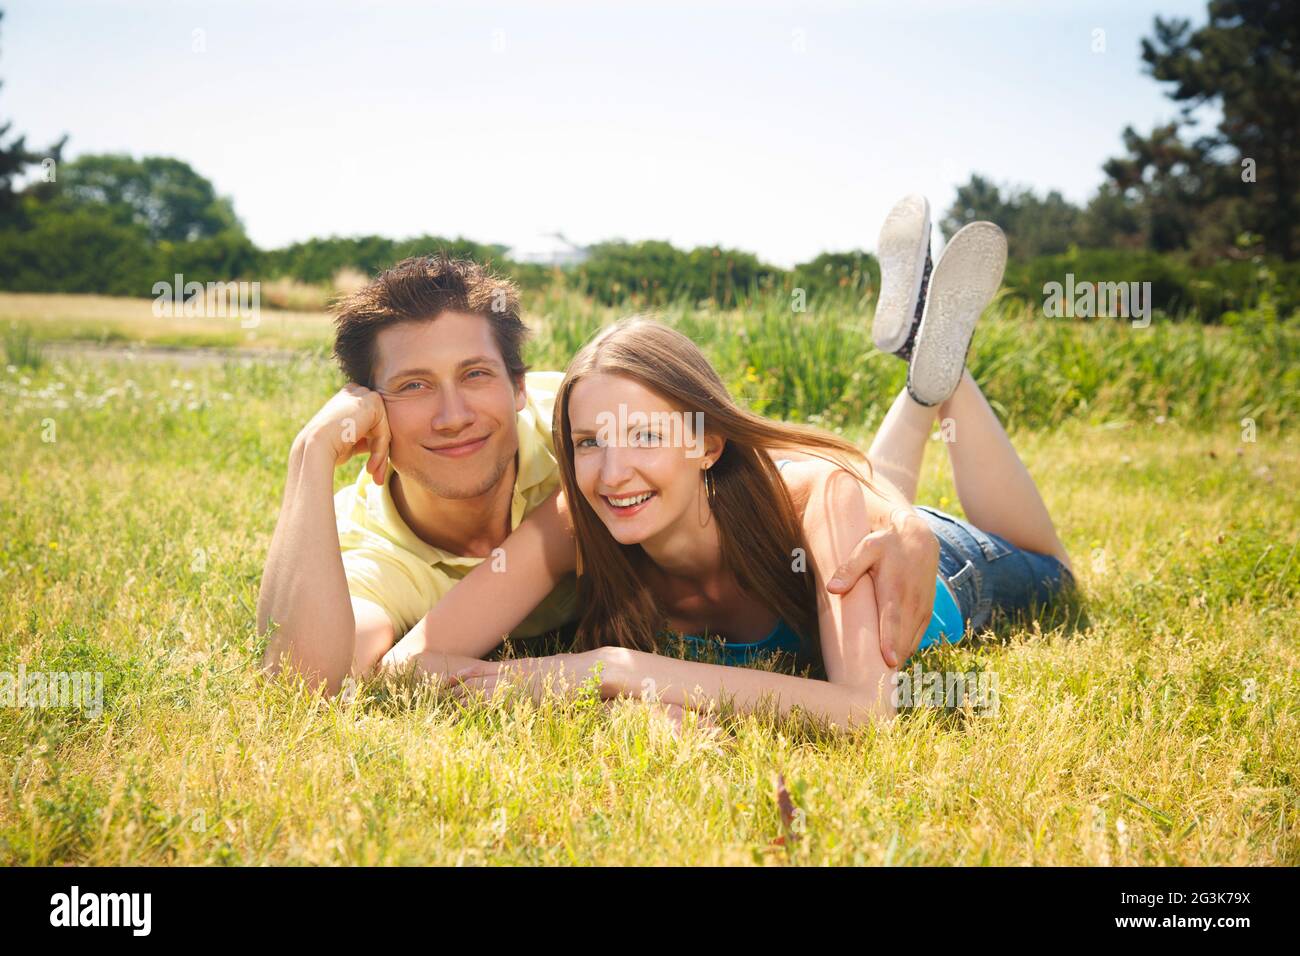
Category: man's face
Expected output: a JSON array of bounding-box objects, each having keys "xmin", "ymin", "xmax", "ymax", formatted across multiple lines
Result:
[{"xmin": 371, "ymin": 312, "xmax": 526, "ymax": 500}]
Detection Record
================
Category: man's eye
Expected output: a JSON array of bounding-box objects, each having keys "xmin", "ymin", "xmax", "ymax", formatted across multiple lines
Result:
[
  {"xmin": 466, "ymin": 369, "xmax": 489, "ymax": 379},
  {"xmin": 400, "ymin": 381, "xmax": 427, "ymax": 392}
]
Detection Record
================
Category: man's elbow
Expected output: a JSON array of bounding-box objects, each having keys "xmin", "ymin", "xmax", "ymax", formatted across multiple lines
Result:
[{"xmin": 259, "ymin": 631, "xmax": 346, "ymax": 698}]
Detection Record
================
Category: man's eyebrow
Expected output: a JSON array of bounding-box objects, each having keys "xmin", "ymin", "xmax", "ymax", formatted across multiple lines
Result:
[
  {"xmin": 382, "ymin": 356, "xmax": 503, "ymax": 384},
  {"xmin": 384, "ymin": 367, "xmax": 433, "ymax": 383}
]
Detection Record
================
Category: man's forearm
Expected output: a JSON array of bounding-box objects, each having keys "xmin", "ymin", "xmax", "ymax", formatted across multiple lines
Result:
[{"xmin": 257, "ymin": 436, "xmax": 355, "ymax": 693}]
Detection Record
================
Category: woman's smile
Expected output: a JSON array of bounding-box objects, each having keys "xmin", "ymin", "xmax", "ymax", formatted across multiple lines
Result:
[{"xmin": 601, "ymin": 489, "xmax": 657, "ymax": 516}]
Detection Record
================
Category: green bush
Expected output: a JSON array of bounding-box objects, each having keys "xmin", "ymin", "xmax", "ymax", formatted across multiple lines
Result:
[
  {"xmin": 160, "ymin": 230, "xmax": 263, "ymax": 282},
  {"xmin": 1004, "ymin": 248, "xmax": 1300, "ymax": 322},
  {"xmin": 573, "ymin": 240, "xmax": 780, "ymax": 307},
  {"xmin": 788, "ymin": 250, "xmax": 880, "ymax": 303},
  {"xmin": 0, "ymin": 207, "xmax": 161, "ymax": 295},
  {"xmin": 258, "ymin": 235, "xmax": 512, "ymax": 284}
]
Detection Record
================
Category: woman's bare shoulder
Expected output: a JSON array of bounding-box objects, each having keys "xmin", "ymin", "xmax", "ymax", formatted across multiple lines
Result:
[
  {"xmin": 775, "ymin": 456, "xmax": 841, "ymax": 515},
  {"xmin": 531, "ymin": 485, "xmax": 576, "ymax": 538},
  {"xmin": 554, "ymin": 486, "xmax": 575, "ymax": 537}
]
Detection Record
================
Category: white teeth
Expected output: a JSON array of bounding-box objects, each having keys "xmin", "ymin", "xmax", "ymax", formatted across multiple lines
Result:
[{"xmin": 607, "ymin": 492, "xmax": 653, "ymax": 507}]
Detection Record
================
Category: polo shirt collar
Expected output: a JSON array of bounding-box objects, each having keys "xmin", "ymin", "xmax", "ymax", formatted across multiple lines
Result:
[{"xmin": 366, "ymin": 406, "xmax": 556, "ymax": 569}]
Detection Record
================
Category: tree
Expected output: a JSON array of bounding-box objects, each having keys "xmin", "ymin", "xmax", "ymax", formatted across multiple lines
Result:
[
  {"xmin": 1132, "ymin": 1, "xmax": 1300, "ymax": 258},
  {"xmin": 1101, "ymin": 121, "xmax": 1221, "ymax": 252},
  {"xmin": 941, "ymin": 175, "xmax": 1013, "ymax": 240},
  {"xmin": 942, "ymin": 175, "xmax": 1082, "ymax": 259},
  {"xmin": 49, "ymin": 153, "xmax": 241, "ymax": 243},
  {"xmin": 1077, "ymin": 182, "xmax": 1144, "ymax": 250},
  {"xmin": 0, "ymin": 8, "xmax": 67, "ymax": 226}
]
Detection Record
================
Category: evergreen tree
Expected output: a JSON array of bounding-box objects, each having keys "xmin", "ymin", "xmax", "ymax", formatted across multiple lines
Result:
[
  {"xmin": 0, "ymin": 9, "xmax": 66, "ymax": 226},
  {"xmin": 1116, "ymin": 1, "xmax": 1299, "ymax": 258}
]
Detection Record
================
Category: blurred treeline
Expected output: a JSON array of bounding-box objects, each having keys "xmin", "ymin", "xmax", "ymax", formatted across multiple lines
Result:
[{"xmin": 1, "ymin": 2, "xmax": 1297, "ymax": 321}]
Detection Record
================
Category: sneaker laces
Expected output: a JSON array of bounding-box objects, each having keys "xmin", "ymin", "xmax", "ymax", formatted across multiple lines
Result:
[{"xmin": 894, "ymin": 245, "xmax": 933, "ymax": 362}]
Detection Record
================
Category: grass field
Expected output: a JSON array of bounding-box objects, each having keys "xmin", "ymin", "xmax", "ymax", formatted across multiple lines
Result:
[{"xmin": 0, "ymin": 291, "xmax": 1296, "ymax": 865}]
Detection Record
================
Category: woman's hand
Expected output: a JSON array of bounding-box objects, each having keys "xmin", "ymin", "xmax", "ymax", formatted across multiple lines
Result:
[
  {"xmin": 451, "ymin": 650, "xmax": 727, "ymax": 739},
  {"xmin": 446, "ymin": 648, "xmax": 618, "ymax": 706},
  {"xmin": 375, "ymin": 629, "xmax": 486, "ymax": 689}
]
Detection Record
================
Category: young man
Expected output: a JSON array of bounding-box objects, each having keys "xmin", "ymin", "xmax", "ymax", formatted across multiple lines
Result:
[{"xmin": 257, "ymin": 254, "xmax": 939, "ymax": 697}]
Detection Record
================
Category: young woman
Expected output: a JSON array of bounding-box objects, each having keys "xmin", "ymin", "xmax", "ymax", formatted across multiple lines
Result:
[{"xmin": 382, "ymin": 197, "xmax": 1075, "ymax": 730}]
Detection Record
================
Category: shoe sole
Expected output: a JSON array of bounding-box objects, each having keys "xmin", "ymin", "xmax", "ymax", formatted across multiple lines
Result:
[
  {"xmin": 907, "ymin": 221, "xmax": 1007, "ymax": 406},
  {"xmin": 873, "ymin": 194, "xmax": 930, "ymax": 354}
]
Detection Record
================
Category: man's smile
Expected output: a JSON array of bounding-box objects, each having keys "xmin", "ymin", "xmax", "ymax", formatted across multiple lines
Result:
[{"xmin": 423, "ymin": 435, "xmax": 489, "ymax": 458}]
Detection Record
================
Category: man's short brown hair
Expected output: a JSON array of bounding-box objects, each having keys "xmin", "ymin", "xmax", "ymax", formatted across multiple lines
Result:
[{"xmin": 332, "ymin": 253, "xmax": 529, "ymax": 387}]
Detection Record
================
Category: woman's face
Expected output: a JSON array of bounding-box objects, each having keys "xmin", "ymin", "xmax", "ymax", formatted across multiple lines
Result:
[{"xmin": 568, "ymin": 372, "xmax": 719, "ymax": 547}]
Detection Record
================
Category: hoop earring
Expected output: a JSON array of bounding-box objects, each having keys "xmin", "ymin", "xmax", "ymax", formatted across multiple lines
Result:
[
  {"xmin": 705, "ymin": 464, "xmax": 716, "ymax": 502},
  {"xmin": 697, "ymin": 460, "xmax": 714, "ymax": 526}
]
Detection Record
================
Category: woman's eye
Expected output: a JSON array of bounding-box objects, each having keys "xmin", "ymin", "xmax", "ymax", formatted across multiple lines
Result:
[
  {"xmin": 400, "ymin": 381, "xmax": 426, "ymax": 392},
  {"xmin": 576, "ymin": 437, "xmax": 600, "ymax": 449}
]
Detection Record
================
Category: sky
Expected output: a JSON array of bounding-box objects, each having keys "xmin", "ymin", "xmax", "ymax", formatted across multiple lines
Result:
[{"xmin": 3, "ymin": 0, "xmax": 1214, "ymax": 267}]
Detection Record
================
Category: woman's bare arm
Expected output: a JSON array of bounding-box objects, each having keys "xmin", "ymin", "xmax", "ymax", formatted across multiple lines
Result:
[
  {"xmin": 378, "ymin": 487, "xmax": 577, "ymax": 677},
  {"xmin": 797, "ymin": 460, "xmax": 898, "ymax": 703},
  {"xmin": 769, "ymin": 449, "xmax": 939, "ymax": 667}
]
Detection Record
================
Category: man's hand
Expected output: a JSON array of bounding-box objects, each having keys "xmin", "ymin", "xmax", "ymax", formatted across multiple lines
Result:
[
  {"xmin": 825, "ymin": 507, "xmax": 939, "ymax": 668},
  {"xmin": 298, "ymin": 383, "xmax": 392, "ymax": 484}
]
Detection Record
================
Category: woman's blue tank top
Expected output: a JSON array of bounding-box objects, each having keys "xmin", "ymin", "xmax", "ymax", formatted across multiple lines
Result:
[{"xmin": 669, "ymin": 458, "xmax": 964, "ymax": 666}]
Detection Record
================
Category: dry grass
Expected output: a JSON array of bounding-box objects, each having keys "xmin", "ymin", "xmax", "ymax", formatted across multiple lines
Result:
[{"xmin": 0, "ymin": 291, "xmax": 334, "ymax": 352}]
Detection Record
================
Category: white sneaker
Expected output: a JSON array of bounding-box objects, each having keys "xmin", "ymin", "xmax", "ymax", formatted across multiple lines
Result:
[
  {"xmin": 873, "ymin": 194, "xmax": 932, "ymax": 356},
  {"xmin": 906, "ymin": 221, "xmax": 1007, "ymax": 407}
]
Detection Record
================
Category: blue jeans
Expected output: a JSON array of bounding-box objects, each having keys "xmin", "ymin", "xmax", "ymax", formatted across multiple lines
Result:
[{"xmin": 915, "ymin": 505, "xmax": 1075, "ymax": 635}]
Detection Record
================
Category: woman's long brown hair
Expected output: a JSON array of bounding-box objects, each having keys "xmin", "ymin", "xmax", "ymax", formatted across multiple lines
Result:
[{"xmin": 553, "ymin": 315, "xmax": 883, "ymax": 673}]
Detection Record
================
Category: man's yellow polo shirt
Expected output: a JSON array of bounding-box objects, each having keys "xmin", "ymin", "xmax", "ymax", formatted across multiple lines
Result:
[{"xmin": 333, "ymin": 370, "xmax": 577, "ymax": 641}]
